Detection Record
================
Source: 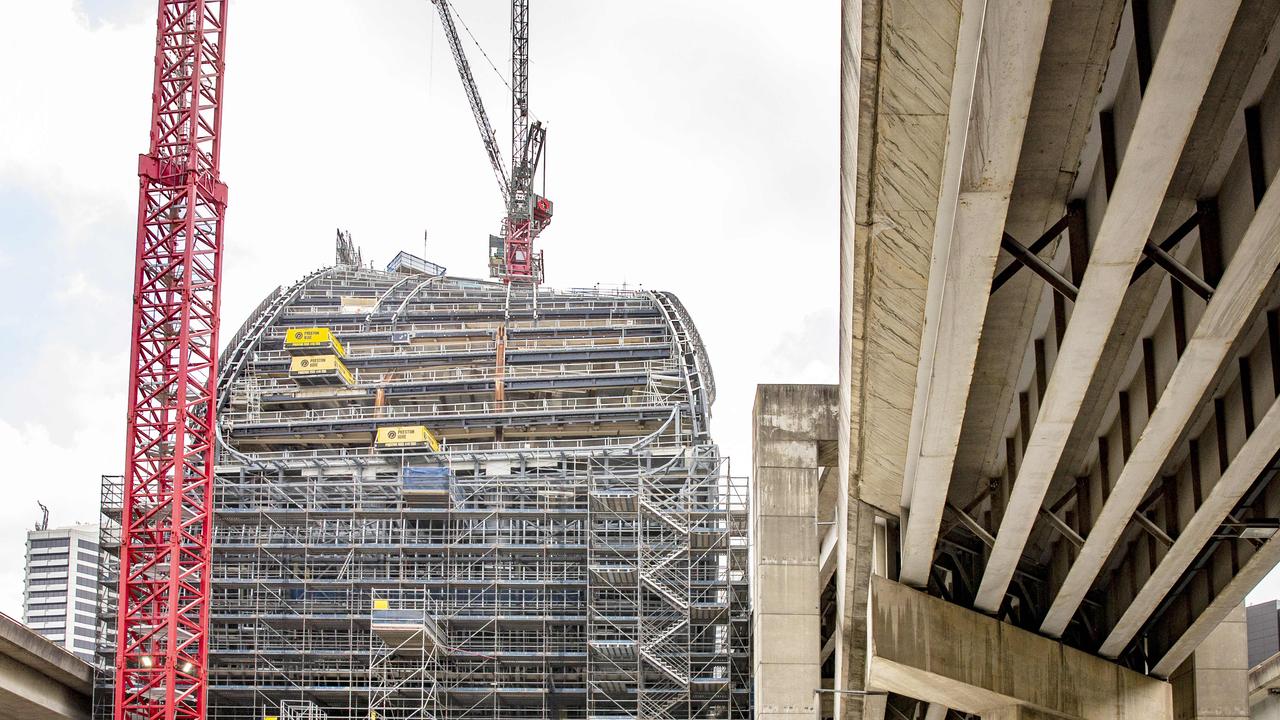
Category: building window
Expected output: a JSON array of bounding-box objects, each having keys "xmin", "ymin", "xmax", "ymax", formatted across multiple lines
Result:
[{"xmin": 30, "ymin": 538, "xmax": 69, "ymax": 549}]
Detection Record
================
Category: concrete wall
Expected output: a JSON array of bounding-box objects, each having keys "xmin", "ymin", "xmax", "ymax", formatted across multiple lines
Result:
[{"xmin": 867, "ymin": 576, "xmax": 1172, "ymax": 719}]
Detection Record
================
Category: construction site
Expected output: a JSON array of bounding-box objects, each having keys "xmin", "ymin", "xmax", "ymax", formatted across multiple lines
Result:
[
  {"xmin": 45, "ymin": 0, "xmax": 1280, "ymax": 719},
  {"xmin": 93, "ymin": 239, "xmax": 750, "ymax": 720},
  {"xmin": 85, "ymin": 1, "xmax": 751, "ymax": 719}
]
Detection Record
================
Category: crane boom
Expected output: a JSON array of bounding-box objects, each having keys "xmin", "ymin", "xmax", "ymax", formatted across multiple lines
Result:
[
  {"xmin": 432, "ymin": 0, "xmax": 511, "ymax": 204},
  {"xmin": 116, "ymin": 1, "xmax": 228, "ymax": 719},
  {"xmin": 432, "ymin": 0, "xmax": 551, "ymax": 284}
]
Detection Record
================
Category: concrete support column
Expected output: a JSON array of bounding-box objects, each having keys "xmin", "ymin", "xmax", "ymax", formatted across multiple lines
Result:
[
  {"xmin": 753, "ymin": 385, "xmax": 836, "ymax": 719},
  {"xmin": 1171, "ymin": 604, "xmax": 1249, "ymax": 719}
]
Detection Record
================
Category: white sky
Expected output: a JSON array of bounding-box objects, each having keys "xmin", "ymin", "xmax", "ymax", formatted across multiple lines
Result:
[
  {"xmin": 0, "ymin": 0, "xmax": 840, "ymax": 617},
  {"xmin": 3, "ymin": 0, "xmax": 1276, "ymax": 627}
]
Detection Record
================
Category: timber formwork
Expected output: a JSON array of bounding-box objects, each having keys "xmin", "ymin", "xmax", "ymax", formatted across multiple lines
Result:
[{"xmin": 93, "ymin": 260, "xmax": 750, "ymax": 720}]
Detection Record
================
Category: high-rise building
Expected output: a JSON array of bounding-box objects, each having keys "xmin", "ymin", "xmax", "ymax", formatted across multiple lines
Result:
[
  {"xmin": 1248, "ymin": 600, "xmax": 1280, "ymax": 668},
  {"xmin": 94, "ymin": 249, "xmax": 750, "ymax": 720},
  {"xmin": 24, "ymin": 524, "xmax": 100, "ymax": 661}
]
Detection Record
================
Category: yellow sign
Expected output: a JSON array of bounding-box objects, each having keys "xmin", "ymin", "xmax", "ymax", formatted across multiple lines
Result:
[
  {"xmin": 373, "ymin": 599, "xmax": 389, "ymax": 610},
  {"xmin": 289, "ymin": 354, "xmax": 354, "ymax": 386},
  {"xmin": 284, "ymin": 327, "xmax": 346, "ymax": 357},
  {"xmin": 376, "ymin": 425, "xmax": 442, "ymax": 452}
]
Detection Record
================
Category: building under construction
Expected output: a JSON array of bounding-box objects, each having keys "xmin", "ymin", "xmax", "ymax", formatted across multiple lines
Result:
[{"xmin": 93, "ymin": 242, "xmax": 750, "ymax": 720}]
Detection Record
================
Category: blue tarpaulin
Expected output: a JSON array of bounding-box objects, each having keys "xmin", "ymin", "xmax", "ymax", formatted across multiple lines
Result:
[{"xmin": 402, "ymin": 466, "xmax": 452, "ymax": 493}]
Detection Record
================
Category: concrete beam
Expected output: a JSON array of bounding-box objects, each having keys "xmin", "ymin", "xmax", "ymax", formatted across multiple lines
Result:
[
  {"xmin": 1151, "ymin": 531, "xmax": 1280, "ymax": 677},
  {"xmin": 898, "ymin": 0, "xmax": 1053, "ymax": 587},
  {"xmin": 1041, "ymin": 177, "xmax": 1280, "ymax": 639},
  {"xmin": 0, "ymin": 613, "xmax": 90, "ymax": 720},
  {"xmin": 1098, "ymin": 397, "xmax": 1280, "ymax": 655},
  {"xmin": 1249, "ymin": 647, "xmax": 1280, "ymax": 709},
  {"xmin": 867, "ymin": 576, "xmax": 1171, "ymax": 718},
  {"xmin": 972, "ymin": 0, "xmax": 1244, "ymax": 613}
]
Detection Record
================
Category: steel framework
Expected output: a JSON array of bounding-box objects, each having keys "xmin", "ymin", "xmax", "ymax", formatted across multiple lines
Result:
[
  {"xmin": 115, "ymin": 2, "xmax": 229, "ymax": 719},
  {"xmin": 95, "ymin": 256, "xmax": 750, "ymax": 720},
  {"xmin": 432, "ymin": 0, "xmax": 550, "ymax": 284}
]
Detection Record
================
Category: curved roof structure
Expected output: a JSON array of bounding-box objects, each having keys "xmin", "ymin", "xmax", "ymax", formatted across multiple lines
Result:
[{"xmin": 96, "ymin": 259, "xmax": 749, "ymax": 720}]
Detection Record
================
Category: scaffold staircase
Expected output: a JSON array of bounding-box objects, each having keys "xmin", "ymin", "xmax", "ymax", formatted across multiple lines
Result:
[
  {"xmin": 638, "ymin": 467, "xmax": 693, "ymax": 713},
  {"xmin": 368, "ymin": 590, "xmax": 444, "ymax": 720}
]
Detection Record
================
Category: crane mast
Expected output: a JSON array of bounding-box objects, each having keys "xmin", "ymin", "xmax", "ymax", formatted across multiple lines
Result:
[
  {"xmin": 432, "ymin": 0, "xmax": 552, "ymax": 284},
  {"xmin": 115, "ymin": 2, "xmax": 228, "ymax": 719}
]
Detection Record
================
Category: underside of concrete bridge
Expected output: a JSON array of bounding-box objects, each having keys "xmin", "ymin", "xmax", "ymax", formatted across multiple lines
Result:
[
  {"xmin": 755, "ymin": 0, "xmax": 1280, "ymax": 718},
  {"xmin": 0, "ymin": 613, "xmax": 90, "ymax": 720}
]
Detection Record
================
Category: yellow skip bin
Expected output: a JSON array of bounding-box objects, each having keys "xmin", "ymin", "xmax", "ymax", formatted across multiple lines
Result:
[
  {"xmin": 289, "ymin": 354, "xmax": 354, "ymax": 386},
  {"xmin": 376, "ymin": 425, "xmax": 442, "ymax": 452},
  {"xmin": 284, "ymin": 327, "xmax": 346, "ymax": 357}
]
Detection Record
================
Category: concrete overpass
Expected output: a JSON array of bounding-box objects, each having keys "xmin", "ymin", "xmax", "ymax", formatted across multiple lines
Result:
[
  {"xmin": 753, "ymin": 0, "xmax": 1280, "ymax": 718},
  {"xmin": 0, "ymin": 613, "xmax": 91, "ymax": 719}
]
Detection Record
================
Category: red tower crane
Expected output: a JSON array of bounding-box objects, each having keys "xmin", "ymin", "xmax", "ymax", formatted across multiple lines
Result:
[
  {"xmin": 433, "ymin": 0, "xmax": 553, "ymax": 284},
  {"xmin": 115, "ymin": 2, "xmax": 228, "ymax": 719}
]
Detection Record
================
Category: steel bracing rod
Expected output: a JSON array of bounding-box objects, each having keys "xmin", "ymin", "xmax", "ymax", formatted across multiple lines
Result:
[
  {"xmin": 990, "ymin": 214, "xmax": 1071, "ymax": 293},
  {"xmin": 1131, "ymin": 212, "xmax": 1200, "ymax": 282},
  {"xmin": 116, "ymin": 2, "xmax": 228, "ymax": 719},
  {"xmin": 945, "ymin": 503, "xmax": 994, "ymax": 549},
  {"xmin": 1140, "ymin": 240, "xmax": 1215, "ymax": 301},
  {"xmin": 999, "ymin": 232, "xmax": 1079, "ymax": 301},
  {"xmin": 431, "ymin": 0, "xmax": 510, "ymax": 204},
  {"xmin": 1039, "ymin": 508, "xmax": 1084, "ymax": 549}
]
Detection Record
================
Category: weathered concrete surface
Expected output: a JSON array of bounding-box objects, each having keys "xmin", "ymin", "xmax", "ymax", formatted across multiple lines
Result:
[
  {"xmin": 897, "ymin": 0, "xmax": 1054, "ymax": 589},
  {"xmin": 837, "ymin": 0, "xmax": 967, "ymax": 714},
  {"xmin": 867, "ymin": 576, "xmax": 1171, "ymax": 719},
  {"xmin": 984, "ymin": 706, "xmax": 1076, "ymax": 720},
  {"xmin": 0, "ymin": 613, "xmax": 91, "ymax": 719},
  {"xmin": 753, "ymin": 385, "xmax": 838, "ymax": 720},
  {"xmin": 1170, "ymin": 604, "xmax": 1249, "ymax": 720}
]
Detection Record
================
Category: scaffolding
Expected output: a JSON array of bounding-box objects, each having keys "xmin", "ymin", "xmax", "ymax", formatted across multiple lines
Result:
[{"xmin": 94, "ymin": 259, "xmax": 750, "ymax": 720}]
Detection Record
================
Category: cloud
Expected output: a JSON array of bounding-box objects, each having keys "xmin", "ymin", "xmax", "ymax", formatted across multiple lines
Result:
[{"xmin": 0, "ymin": 0, "xmax": 841, "ymax": 617}]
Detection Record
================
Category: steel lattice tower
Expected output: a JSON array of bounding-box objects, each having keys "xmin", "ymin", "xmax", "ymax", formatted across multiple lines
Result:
[{"xmin": 115, "ymin": 2, "xmax": 229, "ymax": 718}]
